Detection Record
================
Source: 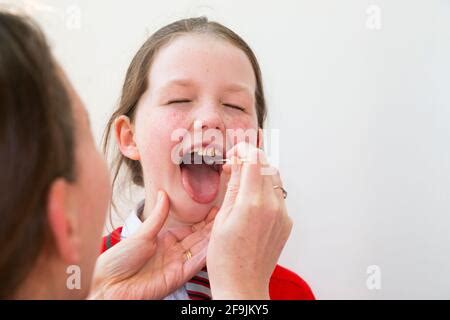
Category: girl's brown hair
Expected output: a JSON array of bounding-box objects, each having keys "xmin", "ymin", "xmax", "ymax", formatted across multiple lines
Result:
[
  {"xmin": 103, "ymin": 17, "xmax": 267, "ymax": 200},
  {"xmin": 0, "ymin": 11, "xmax": 75, "ymax": 298}
]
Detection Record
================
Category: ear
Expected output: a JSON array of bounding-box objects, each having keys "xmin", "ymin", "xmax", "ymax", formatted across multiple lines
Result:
[
  {"xmin": 114, "ymin": 115, "xmax": 140, "ymax": 160},
  {"xmin": 46, "ymin": 178, "xmax": 80, "ymax": 264},
  {"xmin": 257, "ymin": 128, "xmax": 264, "ymax": 149}
]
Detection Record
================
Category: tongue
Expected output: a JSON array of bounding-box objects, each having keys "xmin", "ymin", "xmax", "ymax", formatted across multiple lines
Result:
[{"xmin": 181, "ymin": 164, "xmax": 220, "ymax": 204}]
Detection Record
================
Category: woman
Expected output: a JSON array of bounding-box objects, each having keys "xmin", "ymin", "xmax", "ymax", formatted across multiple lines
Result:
[
  {"xmin": 0, "ymin": 10, "xmax": 107, "ymax": 298},
  {"xmin": 0, "ymin": 11, "xmax": 299, "ymax": 300},
  {"xmin": 101, "ymin": 17, "xmax": 315, "ymax": 300}
]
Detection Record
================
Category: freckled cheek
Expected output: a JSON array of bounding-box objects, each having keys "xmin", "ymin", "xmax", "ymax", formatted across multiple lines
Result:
[
  {"xmin": 224, "ymin": 114, "xmax": 259, "ymax": 146},
  {"xmin": 135, "ymin": 110, "xmax": 187, "ymax": 165}
]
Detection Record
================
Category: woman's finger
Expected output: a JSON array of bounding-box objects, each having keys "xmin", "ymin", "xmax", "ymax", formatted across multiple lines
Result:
[
  {"xmin": 166, "ymin": 225, "xmax": 194, "ymax": 242},
  {"xmin": 167, "ymin": 206, "xmax": 218, "ymax": 241},
  {"xmin": 220, "ymin": 156, "xmax": 242, "ymax": 215},
  {"xmin": 134, "ymin": 190, "xmax": 170, "ymax": 240},
  {"xmin": 233, "ymin": 147, "xmax": 267, "ymax": 207},
  {"xmin": 268, "ymin": 166, "xmax": 288, "ymax": 202},
  {"xmin": 204, "ymin": 206, "xmax": 219, "ymax": 223},
  {"xmin": 182, "ymin": 245, "xmax": 208, "ymax": 280},
  {"xmin": 226, "ymin": 141, "xmax": 254, "ymax": 160},
  {"xmin": 180, "ymin": 221, "xmax": 213, "ymax": 252},
  {"xmin": 221, "ymin": 142, "xmax": 265, "ymax": 210}
]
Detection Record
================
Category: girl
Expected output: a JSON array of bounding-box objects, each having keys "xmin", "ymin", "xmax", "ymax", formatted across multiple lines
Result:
[{"xmin": 102, "ymin": 17, "xmax": 314, "ymax": 300}]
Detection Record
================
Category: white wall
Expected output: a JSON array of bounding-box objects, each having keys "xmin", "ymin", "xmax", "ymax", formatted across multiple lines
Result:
[{"xmin": 3, "ymin": 0, "xmax": 449, "ymax": 299}]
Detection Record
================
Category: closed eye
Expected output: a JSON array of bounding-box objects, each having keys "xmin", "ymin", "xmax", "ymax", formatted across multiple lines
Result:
[
  {"xmin": 223, "ymin": 103, "xmax": 245, "ymax": 111},
  {"xmin": 167, "ymin": 99, "xmax": 192, "ymax": 104}
]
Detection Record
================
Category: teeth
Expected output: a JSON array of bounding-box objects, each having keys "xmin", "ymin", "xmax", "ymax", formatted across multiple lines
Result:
[{"xmin": 186, "ymin": 147, "xmax": 224, "ymax": 164}]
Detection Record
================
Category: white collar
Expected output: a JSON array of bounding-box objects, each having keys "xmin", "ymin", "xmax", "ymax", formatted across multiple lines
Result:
[{"xmin": 120, "ymin": 200, "xmax": 145, "ymax": 239}]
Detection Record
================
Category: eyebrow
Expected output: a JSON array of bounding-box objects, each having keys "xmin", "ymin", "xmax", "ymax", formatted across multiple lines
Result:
[
  {"xmin": 160, "ymin": 78, "xmax": 253, "ymax": 96},
  {"xmin": 159, "ymin": 78, "xmax": 194, "ymax": 90},
  {"xmin": 222, "ymin": 83, "xmax": 253, "ymax": 96}
]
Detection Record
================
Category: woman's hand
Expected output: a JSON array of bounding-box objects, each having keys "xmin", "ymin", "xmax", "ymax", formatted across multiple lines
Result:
[
  {"xmin": 89, "ymin": 191, "xmax": 216, "ymax": 299},
  {"xmin": 207, "ymin": 143, "xmax": 293, "ymax": 300}
]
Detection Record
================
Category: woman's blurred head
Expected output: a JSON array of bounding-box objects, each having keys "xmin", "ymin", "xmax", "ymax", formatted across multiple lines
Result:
[
  {"xmin": 104, "ymin": 17, "xmax": 267, "ymax": 225},
  {"xmin": 0, "ymin": 11, "xmax": 110, "ymax": 299}
]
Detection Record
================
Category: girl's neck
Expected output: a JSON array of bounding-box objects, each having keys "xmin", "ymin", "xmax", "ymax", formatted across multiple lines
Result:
[{"xmin": 140, "ymin": 197, "xmax": 192, "ymax": 229}]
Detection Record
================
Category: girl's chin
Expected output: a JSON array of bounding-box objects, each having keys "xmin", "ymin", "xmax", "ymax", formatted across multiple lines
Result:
[
  {"xmin": 169, "ymin": 197, "xmax": 217, "ymax": 224},
  {"xmin": 165, "ymin": 183, "xmax": 225, "ymax": 225}
]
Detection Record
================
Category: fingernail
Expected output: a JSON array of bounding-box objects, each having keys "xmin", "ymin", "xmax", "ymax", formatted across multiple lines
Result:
[{"xmin": 158, "ymin": 191, "xmax": 164, "ymax": 201}]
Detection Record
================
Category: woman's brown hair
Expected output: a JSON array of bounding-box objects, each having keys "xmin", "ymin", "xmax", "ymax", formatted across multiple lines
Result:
[
  {"xmin": 0, "ymin": 11, "xmax": 75, "ymax": 298},
  {"xmin": 103, "ymin": 17, "xmax": 267, "ymax": 208}
]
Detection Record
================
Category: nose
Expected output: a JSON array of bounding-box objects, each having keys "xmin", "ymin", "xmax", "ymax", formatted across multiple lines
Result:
[{"xmin": 192, "ymin": 101, "xmax": 225, "ymax": 132}]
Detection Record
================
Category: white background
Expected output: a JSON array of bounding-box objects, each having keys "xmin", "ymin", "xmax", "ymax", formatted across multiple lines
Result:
[{"xmin": 2, "ymin": 0, "xmax": 449, "ymax": 299}]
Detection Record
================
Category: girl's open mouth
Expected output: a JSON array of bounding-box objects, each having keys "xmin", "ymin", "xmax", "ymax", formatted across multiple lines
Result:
[{"xmin": 179, "ymin": 147, "xmax": 224, "ymax": 204}]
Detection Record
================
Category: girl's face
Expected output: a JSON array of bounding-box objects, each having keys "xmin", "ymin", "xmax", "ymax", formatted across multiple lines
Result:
[{"xmin": 123, "ymin": 34, "xmax": 259, "ymax": 224}]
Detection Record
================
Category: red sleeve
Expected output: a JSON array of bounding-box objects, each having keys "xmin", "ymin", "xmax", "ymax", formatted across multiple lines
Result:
[
  {"xmin": 100, "ymin": 227, "xmax": 123, "ymax": 253},
  {"xmin": 269, "ymin": 264, "xmax": 315, "ymax": 300}
]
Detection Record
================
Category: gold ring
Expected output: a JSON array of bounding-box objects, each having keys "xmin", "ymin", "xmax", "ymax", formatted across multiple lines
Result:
[
  {"xmin": 184, "ymin": 249, "xmax": 192, "ymax": 261},
  {"xmin": 273, "ymin": 185, "xmax": 287, "ymax": 199}
]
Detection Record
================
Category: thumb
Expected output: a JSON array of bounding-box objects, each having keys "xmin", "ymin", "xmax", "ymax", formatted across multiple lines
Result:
[
  {"xmin": 134, "ymin": 190, "xmax": 170, "ymax": 240},
  {"xmin": 221, "ymin": 157, "xmax": 241, "ymax": 210}
]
